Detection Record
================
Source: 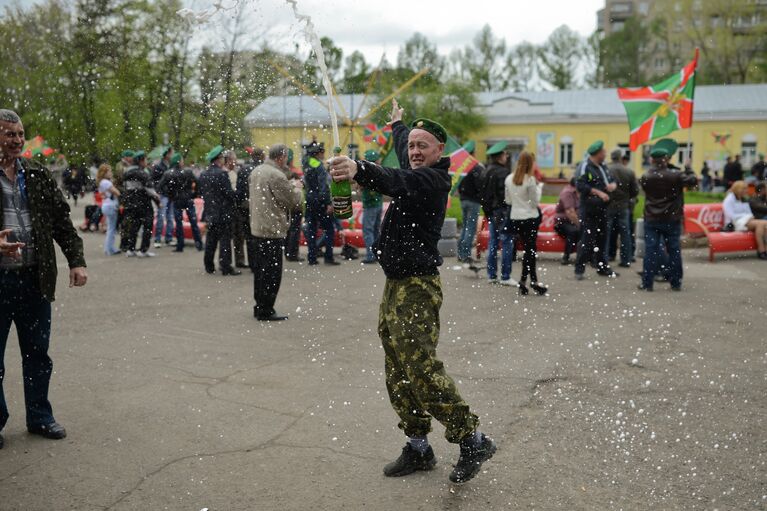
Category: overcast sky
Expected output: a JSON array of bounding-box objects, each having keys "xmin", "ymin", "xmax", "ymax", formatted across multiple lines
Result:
[{"xmin": 183, "ymin": 0, "xmax": 604, "ymax": 63}]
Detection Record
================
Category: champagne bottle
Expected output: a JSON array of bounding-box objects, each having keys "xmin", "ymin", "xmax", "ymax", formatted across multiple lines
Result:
[{"xmin": 330, "ymin": 146, "xmax": 352, "ymax": 219}]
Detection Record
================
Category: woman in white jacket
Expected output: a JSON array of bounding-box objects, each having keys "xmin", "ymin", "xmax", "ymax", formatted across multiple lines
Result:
[
  {"xmin": 505, "ymin": 152, "xmax": 547, "ymax": 295},
  {"xmin": 722, "ymin": 180, "xmax": 767, "ymax": 259}
]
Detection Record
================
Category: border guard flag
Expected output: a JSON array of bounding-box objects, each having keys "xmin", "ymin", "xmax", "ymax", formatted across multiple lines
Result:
[{"xmin": 618, "ymin": 48, "xmax": 699, "ymax": 151}]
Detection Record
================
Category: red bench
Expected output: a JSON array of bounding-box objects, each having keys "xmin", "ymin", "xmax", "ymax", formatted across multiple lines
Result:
[
  {"xmin": 475, "ymin": 204, "xmax": 566, "ymax": 256},
  {"xmin": 683, "ymin": 203, "xmax": 757, "ymax": 262}
]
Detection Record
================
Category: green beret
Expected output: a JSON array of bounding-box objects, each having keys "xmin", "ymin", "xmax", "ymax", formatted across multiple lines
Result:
[
  {"xmin": 462, "ymin": 140, "xmax": 476, "ymax": 153},
  {"xmin": 121, "ymin": 149, "xmax": 135, "ymax": 158},
  {"xmin": 410, "ymin": 118, "xmax": 447, "ymax": 143},
  {"xmin": 486, "ymin": 141, "xmax": 509, "ymax": 156},
  {"xmin": 132, "ymin": 150, "xmax": 146, "ymax": 163},
  {"xmin": 161, "ymin": 145, "xmax": 174, "ymax": 158},
  {"xmin": 759, "ymin": 153, "xmax": 765, "ymax": 159},
  {"xmin": 587, "ymin": 140, "xmax": 604, "ymax": 155},
  {"xmin": 650, "ymin": 138, "xmax": 678, "ymax": 159},
  {"xmin": 170, "ymin": 153, "xmax": 182, "ymax": 167},
  {"xmin": 364, "ymin": 149, "xmax": 380, "ymax": 162},
  {"xmin": 206, "ymin": 145, "xmax": 224, "ymax": 163},
  {"xmin": 287, "ymin": 148, "xmax": 294, "ymax": 162}
]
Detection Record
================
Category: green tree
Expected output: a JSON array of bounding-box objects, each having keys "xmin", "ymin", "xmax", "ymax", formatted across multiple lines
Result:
[
  {"xmin": 508, "ymin": 41, "xmax": 540, "ymax": 91},
  {"xmin": 341, "ymin": 50, "xmax": 371, "ymax": 94},
  {"xmin": 598, "ymin": 17, "xmax": 647, "ymax": 87},
  {"xmin": 397, "ymin": 32, "xmax": 444, "ymax": 83},
  {"xmin": 537, "ymin": 25, "xmax": 583, "ymax": 90},
  {"xmin": 457, "ymin": 25, "xmax": 511, "ymax": 91}
]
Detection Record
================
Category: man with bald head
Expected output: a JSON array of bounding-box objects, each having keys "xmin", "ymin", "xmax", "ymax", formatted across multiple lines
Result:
[{"xmin": 329, "ymin": 100, "xmax": 495, "ymax": 484}]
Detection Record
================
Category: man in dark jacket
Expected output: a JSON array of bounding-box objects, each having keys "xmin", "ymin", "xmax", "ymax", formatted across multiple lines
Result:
[
  {"xmin": 122, "ymin": 151, "xmax": 159, "ymax": 257},
  {"xmin": 749, "ymin": 181, "xmax": 767, "ymax": 219},
  {"xmin": 0, "ymin": 109, "xmax": 87, "ymax": 447},
  {"xmin": 302, "ymin": 142, "xmax": 338, "ymax": 265},
  {"xmin": 481, "ymin": 141, "xmax": 513, "ymax": 283},
  {"xmin": 158, "ymin": 153, "xmax": 202, "ymax": 252},
  {"xmin": 328, "ymin": 100, "xmax": 495, "ymax": 484},
  {"xmin": 638, "ymin": 139, "xmax": 698, "ymax": 291},
  {"xmin": 574, "ymin": 140, "xmax": 619, "ymax": 280},
  {"xmin": 152, "ymin": 146, "xmax": 175, "ymax": 247},
  {"xmin": 455, "ymin": 140, "xmax": 485, "ymax": 263},
  {"xmin": 235, "ymin": 149, "xmax": 261, "ymax": 268},
  {"xmin": 751, "ymin": 153, "xmax": 766, "ymax": 181},
  {"xmin": 723, "ymin": 155, "xmax": 743, "ymax": 189},
  {"xmin": 605, "ymin": 148, "xmax": 639, "ymax": 268},
  {"xmin": 198, "ymin": 145, "xmax": 239, "ymax": 275}
]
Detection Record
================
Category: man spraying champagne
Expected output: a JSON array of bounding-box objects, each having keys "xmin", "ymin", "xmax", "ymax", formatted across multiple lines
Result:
[{"xmin": 328, "ymin": 100, "xmax": 495, "ymax": 484}]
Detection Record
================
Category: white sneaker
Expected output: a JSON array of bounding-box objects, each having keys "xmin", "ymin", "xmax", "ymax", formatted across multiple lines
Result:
[
  {"xmin": 498, "ymin": 278, "xmax": 518, "ymax": 286},
  {"xmin": 137, "ymin": 251, "xmax": 156, "ymax": 258},
  {"xmin": 488, "ymin": 277, "xmax": 498, "ymax": 284},
  {"xmin": 153, "ymin": 242, "xmax": 162, "ymax": 248},
  {"xmin": 125, "ymin": 250, "xmax": 137, "ymax": 257}
]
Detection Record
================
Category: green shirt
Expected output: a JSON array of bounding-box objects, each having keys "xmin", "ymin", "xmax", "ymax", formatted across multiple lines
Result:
[{"xmin": 361, "ymin": 188, "xmax": 383, "ymax": 208}]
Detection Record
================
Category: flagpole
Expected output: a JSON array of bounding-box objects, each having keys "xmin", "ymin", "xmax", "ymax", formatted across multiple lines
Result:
[{"xmin": 687, "ymin": 127, "xmax": 693, "ymax": 170}]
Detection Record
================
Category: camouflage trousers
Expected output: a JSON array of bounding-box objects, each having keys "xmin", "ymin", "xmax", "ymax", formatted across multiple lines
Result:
[{"xmin": 378, "ymin": 275, "xmax": 479, "ymax": 443}]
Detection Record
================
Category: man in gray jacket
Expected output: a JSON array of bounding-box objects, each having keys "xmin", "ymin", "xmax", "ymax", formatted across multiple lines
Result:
[{"xmin": 249, "ymin": 144, "xmax": 303, "ymax": 321}]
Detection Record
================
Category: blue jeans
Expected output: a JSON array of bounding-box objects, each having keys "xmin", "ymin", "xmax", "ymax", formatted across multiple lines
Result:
[
  {"xmin": 305, "ymin": 205, "xmax": 335, "ymax": 263},
  {"xmin": 101, "ymin": 201, "xmax": 119, "ymax": 254},
  {"xmin": 173, "ymin": 199, "xmax": 202, "ymax": 251},
  {"xmin": 0, "ymin": 269, "xmax": 55, "ymax": 430},
  {"xmin": 458, "ymin": 199, "xmax": 481, "ymax": 261},
  {"xmin": 606, "ymin": 207, "xmax": 632, "ymax": 266},
  {"xmin": 487, "ymin": 212, "xmax": 513, "ymax": 280},
  {"xmin": 642, "ymin": 221, "xmax": 682, "ymax": 289},
  {"xmin": 362, "ymin": 206, "xmax": 382, "ymax": 261},
  {"xmin": 155, "ymin": 195, "xmax": 175, "ymax": 242}
]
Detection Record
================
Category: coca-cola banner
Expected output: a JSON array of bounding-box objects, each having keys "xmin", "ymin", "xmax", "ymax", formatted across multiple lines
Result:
[{"xmin": 684, "ymin": 203, "xmax": 724, "ymax": 234}]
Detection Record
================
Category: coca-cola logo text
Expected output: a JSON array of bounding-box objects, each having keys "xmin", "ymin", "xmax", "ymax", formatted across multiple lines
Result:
[{"xmin": 697, "ymin": 205, "xmax": 724, "ymax": 229}]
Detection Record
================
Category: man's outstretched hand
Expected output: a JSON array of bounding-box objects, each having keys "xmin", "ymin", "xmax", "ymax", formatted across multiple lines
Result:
[
  {"xmin": 0, "ymin": 228, "xmax": 24, "ymax": 259},
  {"xmin": 389, "ymin": 98, "xmax": 404, "ymax": 125}
]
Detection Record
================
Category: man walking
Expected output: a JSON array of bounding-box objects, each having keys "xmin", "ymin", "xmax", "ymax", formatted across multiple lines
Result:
[
  {"xmin": 456, "ymin": 140, "xmax": 486, "ymax": 264},
  {"xmin": 152, "ymin": 146, "xmax": 175, "ymax": 248},
  {"xmin": 122, "ymin": 151, "xmax": 159, "ymax": 258},
  {"xmin": 198, "ymin": 145, "xmax": 240, "ymax": 275},
  {"xmin": 223, "ymin": 150, "xmax": 248, "ymax": 269},
  {"xmin": 574, "ymin": 140, "xmax": 619, "ymax": 280},
  {"xmin": 482, "ymin": 141, "xmax": 513, "ymax": 284},
  {"xmin": 639, "ymin": 139, "xmax": 697, "ymax": 291},
  {"xmin": 605, "ymin": 148, "xmax": 638, "ymax": 268},
  {"xmin": 249, "ymin": 145, "xmax": 303, "ymax": 321},
  {"xmin": 328, "ymin": 100, "xmax": 495, "ymax": 484},
  {"xmin": 303, "ymin": 143, "xmax": 339, "ymax": 266},
  {"xmin": 0, "ymin": 109, "xmax": 88, "ymax": 448},
  {"xmin": 158, "ymin": 153, "xmax": 203, "ymax": 252}
]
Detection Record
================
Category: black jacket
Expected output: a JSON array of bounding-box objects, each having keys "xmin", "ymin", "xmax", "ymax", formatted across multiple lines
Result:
[
  {"xmin": 158, "ymin": 166, "xmax": 197, "ymax": 203},
  {"xmin": 151, "ymin": 159, "xmax": 169, "ymax": 190},
  {"xmin": 606, "ymin": 162, "xmax": 639, "ymax": 211},
  {"xmin": 198, "ymin": 164, "xmax": 236, "ymax": 224},
  {"xmin": 122, "ymin": 165, "xmax": 156, "ymax": 212},
  {"xmin": 458, "ymin": 162, "xmax": 486, "ymax": 203},
  {"xmin": 482, "ymin": 162, "xmax": 510, "ymax": 214},
  {"xmin": 235, "ymin": 164, "xmax": 254, "ymax": 208},
  {"xmin": 640, "ymin": 165, "xmax": 698, "ymax": 222},
  {"xmin": 577, "ymin": 159, "xmax": 613, "ymax": 214},
  {"xmin": 353, "ymin": 120, "xmax": 451, "ymax": 280}
]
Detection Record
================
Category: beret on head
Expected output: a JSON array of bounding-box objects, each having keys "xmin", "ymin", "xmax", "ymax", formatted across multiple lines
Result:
[
  {"xmin": 162, "ymin": 145, "xmax": 173, "ymax": 158},
  {"xmin": 410, "ymin": 118, "xmax": 447, "ymax": 143},
  {"xmin": 170, "ymin": 153, "xmax": 182, "ymax": 167},
  {"xmin": 486, "ymin": 141, "xmax": 509, "ymax": 156},
  {"xmin": 364, "ymin": 149, "xmax": 380, "ymax": 162},
  {"xmin": 462, "ymin": 140, "xmax": 476, "ymax": 153},
  {"xmin": 650, "ymin": 138, "xmax": 678, "ymax": 159},
  {"xmin": 121, "ymin": 149, "xmax": 135, "ymax": 158},
  {"xmin": 132, "ymin": 150, "xmax": 146, "ymax": 163},
  {"xmin": 587, "ymin": 140, "xmax": 604, "ymax": 155},
  {"xmin": 206, "ymin": 145, "xmax": 224, "ymax": 162}
]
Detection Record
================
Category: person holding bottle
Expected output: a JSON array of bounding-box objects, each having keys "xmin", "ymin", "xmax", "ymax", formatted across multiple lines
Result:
[{"xmin": 327, "ymin": 100, "xmax": 495, "ymax": 484}]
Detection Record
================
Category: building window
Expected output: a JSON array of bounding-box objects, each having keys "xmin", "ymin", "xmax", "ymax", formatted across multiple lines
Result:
[
  {"xmin": 559, "ymin": 142, "xmax": 573, "ymax": 166},
  {"xmin": 638, "ymin": 1, "xmax": 649, "ymax": 15},
  {"xmin": 612, "ymin": 21, "xmax": 625, "ymax": 31},
  {"xmin": 655, "ymin": 58, "xmax": 667, "ymax": 69},
  {"xmin": 742, "ymin": 142, "xmax": 757, "ymax": 165},
  {"xmin": 676, "ymin": 143, "xmax": 693, "ymax": 165}
]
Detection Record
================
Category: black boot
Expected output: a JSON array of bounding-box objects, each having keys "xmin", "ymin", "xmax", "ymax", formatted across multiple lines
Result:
[
  {"xmin": 449, "ymin": 433, "xmax": 496, "ymax": 483},
  {"xmin": 383, "ymin": 444, "xmax": 437, "ymax": 477}
]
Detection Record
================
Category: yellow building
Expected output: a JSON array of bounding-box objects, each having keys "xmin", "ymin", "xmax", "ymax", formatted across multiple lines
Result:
[{"xmin": 245, "ymin": 84, "xmax": 767, "ymax": 176}]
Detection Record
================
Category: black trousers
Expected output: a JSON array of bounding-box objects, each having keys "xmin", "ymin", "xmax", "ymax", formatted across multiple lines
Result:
[
  {"xmin": 252, "ymin": 237, "xmax": 284, "ymax": 318},
  {"xmin": 284, "ymin": 211, "xmax": 303, "ymax": 259},
  {"xmin": 509, "ymin": 217, "xmax": 540, "ymax": 283},
  {"xmin": 232, "ymin": 207, "xmax": 249, "ymax": 266},
  {"xmin": 204, "ymin": 221, "xmax": 232, "ymax": 272},
  {"xmin": 554, "ymin": 219, "xmax": 580, "ymax": 258},
  {"xmin": 123, "ymin": 208, "xmax": 153, "ymax": 253},
  {"xmin": 574, "ymin": 210, "xmax": 608, "ymax": 275}
]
